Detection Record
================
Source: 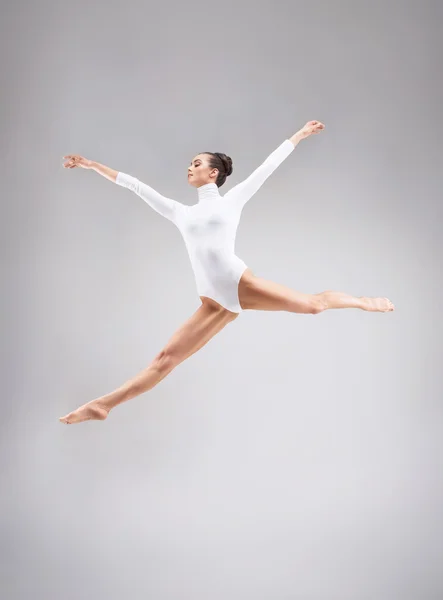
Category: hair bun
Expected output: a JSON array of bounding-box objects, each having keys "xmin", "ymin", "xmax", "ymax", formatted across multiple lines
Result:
[{"xmin": 220, "ymin": 154, "xmax": 233, "ymax": 177}]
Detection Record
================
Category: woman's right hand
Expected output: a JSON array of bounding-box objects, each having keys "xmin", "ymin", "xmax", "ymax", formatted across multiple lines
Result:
[{"xmin": 63, "ymin": 155, "xmax": 93, "ymax": 169}]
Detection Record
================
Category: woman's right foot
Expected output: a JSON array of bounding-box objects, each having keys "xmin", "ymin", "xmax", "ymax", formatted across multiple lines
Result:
[
  {"xmin": 59, "ymin": 400, "xmax": 109, "ymax": 425},
  {"xmin": 361, "ymin": 297, "xmax": 395, "ymax": 312}
]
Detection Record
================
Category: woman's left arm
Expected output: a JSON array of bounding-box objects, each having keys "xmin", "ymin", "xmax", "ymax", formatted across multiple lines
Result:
[
  {"xmin": 289, "ymin": 120, "xmax": 325, "ymax": 147},
  {"xmin": 224, "ymin": 120, "xmax": 324, "ymax": 208}
]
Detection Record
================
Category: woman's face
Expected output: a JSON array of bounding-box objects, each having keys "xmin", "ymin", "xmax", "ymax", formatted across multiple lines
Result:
[{"xmin": 187, "ymin": 153, "xmax": 218, "ymax": 188}]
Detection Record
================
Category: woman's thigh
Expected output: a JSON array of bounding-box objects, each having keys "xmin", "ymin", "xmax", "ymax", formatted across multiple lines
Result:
[{"xmin": 238, "ymin": 269, "xmax": 322, "ymax": 313}]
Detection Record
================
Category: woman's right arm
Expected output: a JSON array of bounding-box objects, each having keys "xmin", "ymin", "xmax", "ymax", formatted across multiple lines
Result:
[
  {"xmin": 63, "ymin": 155, "xmax": 118, "ymax": 181},
  {"xmin": 90, "ymin": 160, "xmax": 118, "ymax": 182},
  {"xmin": 63, "ymin": 155, "xmax": 185, "ymax": 223}
]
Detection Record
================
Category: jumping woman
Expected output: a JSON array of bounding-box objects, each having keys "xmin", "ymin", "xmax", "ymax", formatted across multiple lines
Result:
[{"xmin": 60, "ymin": 120, "xmax": 394, "ymax": 424}]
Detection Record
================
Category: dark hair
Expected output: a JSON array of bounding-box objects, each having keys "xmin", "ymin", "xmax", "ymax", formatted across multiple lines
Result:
[{"xmin": 203, "ymin": 152, "xmax": 233, "ymax": 187}]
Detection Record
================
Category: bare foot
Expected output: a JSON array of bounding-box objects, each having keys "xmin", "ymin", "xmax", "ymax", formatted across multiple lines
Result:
[
  {"xmin": 59, "ymin": 400, "xmax": 109, "ymax": 424},
  {"xmin": 361, "ymin": 297, "xmax": 395, "ymax": 312}
]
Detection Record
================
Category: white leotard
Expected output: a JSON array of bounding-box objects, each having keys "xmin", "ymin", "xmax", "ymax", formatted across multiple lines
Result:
[{"xmin": 115, "ymin": 139, "xmax": 295, "ymax": 312}]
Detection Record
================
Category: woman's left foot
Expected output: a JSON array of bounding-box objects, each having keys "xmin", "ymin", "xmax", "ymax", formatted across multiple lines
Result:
[
  {"xmin": 60, "ymin": 400, "xmax": 109, "ymax": 424},
  {"xmin": 361, "ymin": 297, "xmax": 395, "ymax": 312}
]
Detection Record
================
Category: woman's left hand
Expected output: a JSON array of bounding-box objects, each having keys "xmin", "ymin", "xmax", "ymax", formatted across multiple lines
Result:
[{"xmin": 298, "ymin": 120, "xmax": 325, "ymax": 139}]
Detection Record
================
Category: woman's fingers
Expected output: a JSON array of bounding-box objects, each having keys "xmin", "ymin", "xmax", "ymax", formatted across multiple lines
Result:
[
  {"xmin": 307, "ymin": 120, "xmax": 324, "ymax": 129},
  {"xmin": 311, "ymin": 122, "xmax": 325, "ymax": 133},
  {"xmin": 301, "ymin": 121, "xmax": 325, "ymax": 137},
  {"xmin": 63, "ymin": 155, "xmax": 78, "ymax": 168}
]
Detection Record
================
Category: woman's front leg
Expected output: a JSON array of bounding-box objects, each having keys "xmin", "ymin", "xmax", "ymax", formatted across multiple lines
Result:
[
  {"xmin": 238, "ymin": 269, "xmax": 395, "ymax": 313},
  {"xmin": 59, "ymin": 302, "xmax": 238, "ymax": 424}
]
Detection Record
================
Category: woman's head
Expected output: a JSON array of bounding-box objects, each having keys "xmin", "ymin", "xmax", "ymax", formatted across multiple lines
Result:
[{"xmin": 188, "ymin": 152, "xmax": 233, "ymax": 188}]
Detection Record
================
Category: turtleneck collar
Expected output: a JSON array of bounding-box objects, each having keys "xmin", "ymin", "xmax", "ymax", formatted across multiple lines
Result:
[{"xmin": 197, "ymin": 182, "xmax": 220, "ymax": 204}]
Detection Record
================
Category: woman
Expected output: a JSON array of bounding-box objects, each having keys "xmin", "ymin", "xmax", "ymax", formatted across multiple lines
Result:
[{"xmin": 60, "ymin": 120, "xmax": 394, "ymax": 424}]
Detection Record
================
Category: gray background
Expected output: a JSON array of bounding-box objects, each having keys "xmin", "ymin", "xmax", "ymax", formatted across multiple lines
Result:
[{"xmin": 2, "ymin": 0, "xmax": 442, "ymax": 598}]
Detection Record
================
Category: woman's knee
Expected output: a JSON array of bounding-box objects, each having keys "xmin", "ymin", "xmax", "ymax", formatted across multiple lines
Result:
[{"xmin": 152, "ymin": 347, "xmax": 181, "ymax": 374}]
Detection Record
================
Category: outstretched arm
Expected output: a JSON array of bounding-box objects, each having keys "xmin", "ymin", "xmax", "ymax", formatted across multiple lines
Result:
[
  {"xmin": 224, "ymin": 120, "xmax": 325, "ymax": 208},
  {"xmin": 114, "ymin": 172, "xmax": 184, "ymax": 223},
  {"xmin": 63, "ymin": 155, "xmax": 184, "ymax": 223}
]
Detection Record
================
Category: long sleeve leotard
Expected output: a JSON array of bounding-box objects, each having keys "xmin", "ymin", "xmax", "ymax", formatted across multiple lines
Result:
[{"xmin": 115, "ymin": 139, "xmax": 295, "ymax": 312}]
